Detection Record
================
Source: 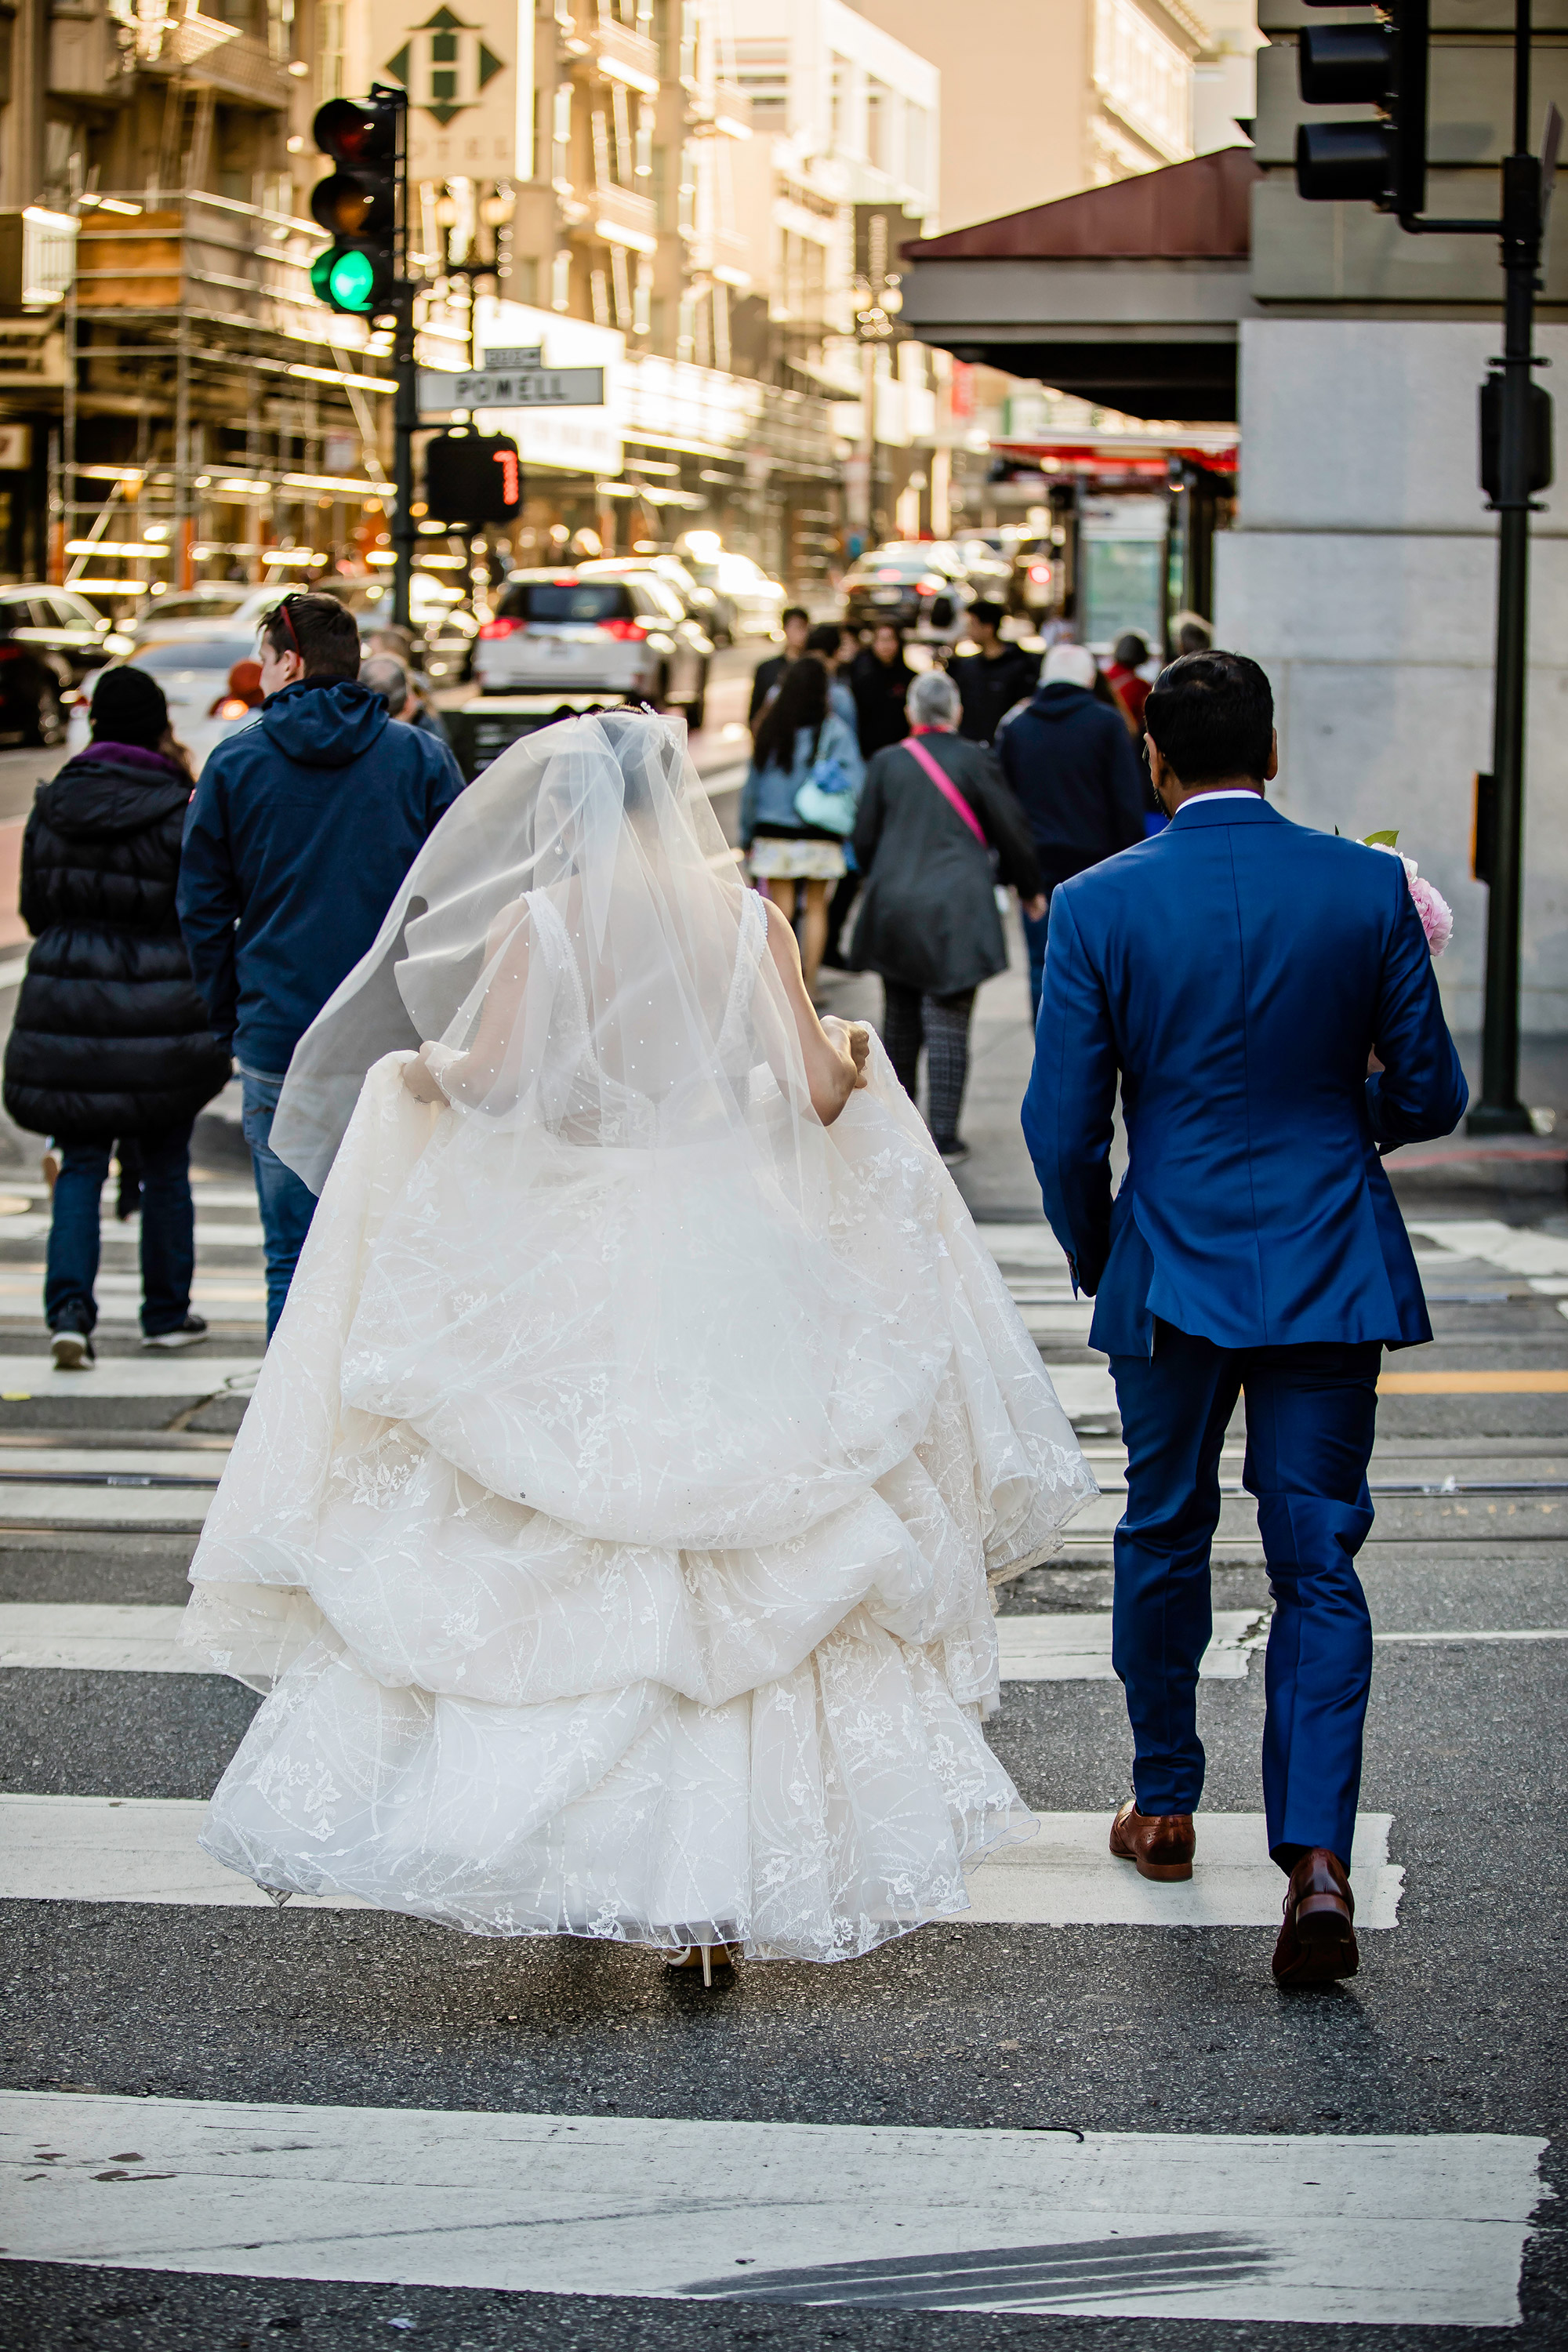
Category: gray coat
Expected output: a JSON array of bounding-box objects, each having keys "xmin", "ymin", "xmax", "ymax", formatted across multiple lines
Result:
[{"xmin": 851, "ymin": 731, "xmax": 1043, "ymax": 996}]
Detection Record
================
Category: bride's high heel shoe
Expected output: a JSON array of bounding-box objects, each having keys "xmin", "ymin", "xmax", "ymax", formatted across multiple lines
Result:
[{"xmin": 665, "ymin": 1942, "xmax": 735, "ymax": 1987}]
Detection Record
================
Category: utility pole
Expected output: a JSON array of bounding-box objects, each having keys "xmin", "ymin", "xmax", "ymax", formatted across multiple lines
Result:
[{"xmin": 1296, "ymin": 0, "xmax": 1555, "ymax": 1134}]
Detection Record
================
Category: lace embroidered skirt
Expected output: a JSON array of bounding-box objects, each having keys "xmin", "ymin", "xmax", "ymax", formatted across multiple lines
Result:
[
  {"xmin": 181, "ymin": 1054, "xmax": 1096, "ymax": 1962},
  {"xmin": 747, "ymin": 829, "xmax": 848, "ymax": 883}
]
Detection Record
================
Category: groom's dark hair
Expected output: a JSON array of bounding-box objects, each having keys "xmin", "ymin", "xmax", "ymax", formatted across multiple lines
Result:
[{"xmin": 1144, "ymin": 651, "xmax": 1272, "ymax": 785}]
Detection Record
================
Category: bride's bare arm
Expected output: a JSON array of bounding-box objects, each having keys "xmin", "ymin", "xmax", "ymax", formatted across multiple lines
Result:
[
  {"xmin": 402, "ymin": 900, "xmax": 532, "ymax": 1105},
  {"xmin": 760, "ymin": 897, "xmax": 869, "ymax": 1125}
]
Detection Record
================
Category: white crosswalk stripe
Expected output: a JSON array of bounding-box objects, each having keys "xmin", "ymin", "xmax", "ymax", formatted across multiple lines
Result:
[
  {"xmin": 0, "ymin": 1600, "xmax": 1272, "ymax": 1678},
  {"xmin": 0, "ymin": 1795, "xmax": 1403, "ymax": 1926},
  {"xmin": 0, "ymin": 2090, "xmax": 1540, "ymax": 2325}
]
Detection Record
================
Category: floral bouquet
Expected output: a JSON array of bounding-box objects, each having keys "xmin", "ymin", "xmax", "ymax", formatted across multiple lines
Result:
[{"xmin": 1360, "ymin": 829, "xmax": 1454, "ymax": 959}]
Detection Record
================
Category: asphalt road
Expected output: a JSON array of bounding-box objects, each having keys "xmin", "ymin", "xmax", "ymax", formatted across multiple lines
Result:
[{"xmin": 0, "ymin": 800, "xmax": 1563, "ymax": 2348}]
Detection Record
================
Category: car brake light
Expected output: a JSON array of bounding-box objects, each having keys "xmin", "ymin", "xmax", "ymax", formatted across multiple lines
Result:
[
  {"xmin": 876, "ymin": 568, "xmax": 900, "ymax": 581},
  {"xmin": 212, "ymin": 695, "xmax": 252, "ymax": 719},
  {"xmin": 600, "ymin": 618, "xmax": 648, "ymax": 641},
  {"xmin": 1028, "ymin": 563, "xmax": 1051, "ymax": 584},
  {"xmin": 479, "ymin": 617, "xmax": 523, "ymax": 638},
  {"xmin": 552, "ymin": 574, "xmax": 578, "ymax": 585},
  {"xmin": 917, "ymin": 576, "xmax": 944, "ymax": 593}
]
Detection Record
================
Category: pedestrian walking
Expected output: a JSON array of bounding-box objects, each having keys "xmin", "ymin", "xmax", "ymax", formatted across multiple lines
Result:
[
  {"xmin": 747, "ymin": 604, "xmax": 810, "ymax": 727},
  {"xmin": 360, "ymin": 653, "xmax": 466, "ymax": 795},
  {"xmin": 177, "ymin": 592, "xmax": 465, "ymax": 1337},
  {"xmin": 738, "ymin": 652, "xmax": 863, "ymax": 996},
  {"xmin": 365, "ymin": 623, "xmax": 455, "ymax": 748},
  {"xmin": 2, "ymin": 665, "xmax": 231, "ymax": 1368},
  {"xmin": 805, "ymin": 622, "xmax": 865, "ymax": 975},
  {"xmin": 851, "ymin": 669, "xmax": 1044, "ymax": 1164},
  {"xmin": 1103, "ymin": 633, "xmax": 1152, "ymax": 734},
  {"xmin": 996, "ymin": 642, "xmax": 1148, "ymax": 1022},
  {"xmin": 850, "ymin": 621, "xmax": 916, "ymax": 759},
  {"xmin": 950, "ymin": 599, "xmax": 1040, "ymax": 743},
  {"xmin": 1022, "ymin": 650, "xmax": 1468, "ymax": 1985}
]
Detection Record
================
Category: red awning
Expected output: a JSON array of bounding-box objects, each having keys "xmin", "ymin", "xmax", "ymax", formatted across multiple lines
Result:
[{"xmin": 902, "ymin": 147, "xmax": 1258, "ymax": 265}]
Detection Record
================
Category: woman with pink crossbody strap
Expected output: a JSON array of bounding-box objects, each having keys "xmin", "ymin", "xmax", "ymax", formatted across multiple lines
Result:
[{"xmin": 849, "ymin": 669, "xmax": 1047, "ymax": 1165}]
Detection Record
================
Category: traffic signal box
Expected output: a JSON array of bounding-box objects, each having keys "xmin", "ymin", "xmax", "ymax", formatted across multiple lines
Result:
[
  {"xmin": 310, "ymin": 94, "xmax": 402, "ymax": 316},
  {"xmin": 424, "ymin": 431, "xmax": 524, "ymax": 527},
  {"xmin": 1294, "ymin": 0, "xmax": 1429, "ymax": 219}
]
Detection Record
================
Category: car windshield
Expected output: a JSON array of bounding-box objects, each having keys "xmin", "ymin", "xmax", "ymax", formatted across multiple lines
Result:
[
  {"xmin": 497, "ymin": 581, "xmax": 634, "ymax": 622},
  {"xmin": 862, "ymin": 549, "xmax": 938, "ymax": 574},
  {"xmin": 136, "ymin": 637, "xmax": 257, "ymax": 673}
]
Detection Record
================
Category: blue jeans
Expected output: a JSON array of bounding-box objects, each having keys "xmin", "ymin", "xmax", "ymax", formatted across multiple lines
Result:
[
  {"xmin": 1022, "ymin": 897, "xmax": 1053, "ymax": 1025},
  {"xmin": 45, "ymin": 1125, "xmax": 194, "ymax": 1338},
  {"xmin": 1110, "ymin": 1326, "xmax": 1380, "ymax": 1872},
  {"xmin": 241, "ymin": 1069, "xmax": 318, "ymax": 1338}
]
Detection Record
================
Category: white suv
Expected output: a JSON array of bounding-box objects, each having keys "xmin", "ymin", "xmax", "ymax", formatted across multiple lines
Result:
[{"xmin": 474, "ymin": 570, "xmax": 710, "ymax": 721}]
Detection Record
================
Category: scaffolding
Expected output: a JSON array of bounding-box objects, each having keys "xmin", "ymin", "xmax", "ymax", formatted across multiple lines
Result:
[{"xmin": 53, "ymin": 187, "xmax": 467, "ymax": 605}]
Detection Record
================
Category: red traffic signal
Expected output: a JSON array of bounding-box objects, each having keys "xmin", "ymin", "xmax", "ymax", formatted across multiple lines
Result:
[{"xmin": 313, "ymin": 96, "xmax": 400, "ymax": 167}]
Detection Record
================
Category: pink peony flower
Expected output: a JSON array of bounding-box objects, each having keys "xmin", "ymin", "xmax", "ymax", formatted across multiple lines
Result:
[{"xmin": 1364, "ymin": 837, "xmax": 1454, "ymax": 958}]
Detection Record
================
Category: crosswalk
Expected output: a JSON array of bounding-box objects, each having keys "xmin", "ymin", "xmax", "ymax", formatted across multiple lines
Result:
[{"xmin": 0, "ymin": 1187, "xmax": 1557, "ymax": 2332}]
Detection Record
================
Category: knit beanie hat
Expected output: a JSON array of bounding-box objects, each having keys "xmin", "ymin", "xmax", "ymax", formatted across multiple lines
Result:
[{"xmin": 89, "ymin": 664, "xmax": 169, "ymax": 751}]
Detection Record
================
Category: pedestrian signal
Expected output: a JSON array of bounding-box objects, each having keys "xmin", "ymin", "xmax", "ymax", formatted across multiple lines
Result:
[
  {"xmin": 1294, "ymin": 0, "xmax": 1428, "ymax": 218},
  {"xmin": 424, "ymin": 431, "xmax": 524, "ymax": 526},
  {"xmin": 310, "ymin": 94, "xmax": 401, "ymax": 316}
]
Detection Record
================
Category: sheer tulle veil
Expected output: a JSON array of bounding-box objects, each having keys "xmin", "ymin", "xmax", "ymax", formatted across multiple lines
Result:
[{"xmin": 270, "ymin": 706, "xmax": 827, "ymax": 1203}]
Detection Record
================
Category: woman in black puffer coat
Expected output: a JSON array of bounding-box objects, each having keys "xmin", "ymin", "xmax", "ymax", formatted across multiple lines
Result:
[{"xmin": 3, "ymin": 666, "xmax": 231, "ymax": 1367}]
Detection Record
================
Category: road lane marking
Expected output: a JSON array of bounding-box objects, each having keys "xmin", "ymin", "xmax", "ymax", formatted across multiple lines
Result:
[
  {"xmin": 0, "ymin": 1354, "xmax": 260, "ymax": 1399},
  {"xmin": 997, "ymin": 1610, "xmax": 1265, "ymax": 1680},
  {"xmin": 0, "ymin": 1796, "xmax": 1402, "ymax": 1927},
  {"xmin": 1377, "ymin": 1371, "xmax": 1568, "ymax": 1394},
  {"xmin": 1372, "ymin": 1627, "xmax": 1568, "ymax": 1645},
  {"xmin": 0, "ymin": 1604, "xmax": 1266, "ymax": 1680},
  {"xmin": 0, "ymin": 2092, "xmax": 1534, "ymax": 2324}
]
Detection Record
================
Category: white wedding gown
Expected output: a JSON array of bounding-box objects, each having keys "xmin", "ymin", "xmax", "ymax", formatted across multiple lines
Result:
[{"xmin": 183, "ymin": 731, "xmax": 1095, "ymax": 1963}]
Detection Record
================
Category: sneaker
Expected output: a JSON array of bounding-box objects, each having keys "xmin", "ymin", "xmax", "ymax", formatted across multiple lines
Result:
[
  {"xmin": 937, "ymin": 1138, "xmax": 971, "ymax": 1166},
  {"xmin": 142, "ymin": 1314, "xmax": 209, "ymax": 1352},
  {"xmin": 49, "ymin": 1327, "xmax": 95, "ymax": 1370}
]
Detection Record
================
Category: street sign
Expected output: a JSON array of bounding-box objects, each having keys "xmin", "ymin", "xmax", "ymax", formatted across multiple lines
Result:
[
  {"xmin": 481, "ymin": 346, "xmax": 543, "ymax": 371},
  {"xmin": 418, "ymin": 365, "xmax": 604, "ymax": 412}
]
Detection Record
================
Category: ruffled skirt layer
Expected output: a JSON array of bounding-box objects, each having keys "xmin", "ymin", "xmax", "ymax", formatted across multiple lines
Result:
[{"xmin": 184, "ymin": 1054, "xmax": 1095, "ymax": 1961}]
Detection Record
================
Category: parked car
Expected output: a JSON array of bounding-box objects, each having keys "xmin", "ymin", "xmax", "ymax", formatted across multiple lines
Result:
[
  {"xmin": 474, "ymin": 569, "xmax": 710, "ymax": 721},
  {"xmin": 0, "ymin": 587, "xmax": 116, "ymax": 743},
  {"xmin": 841, "ymin": 543, "xmax": 971, "ymax": 644},
  {"xmin": 678, "ymin": 550, "xmax": 787, "ymax": 642},
  {"xmin": 130, "ymin": 584, "xmax": 252, "ymax": 650},
  {"xmin": 951, "ymin": 535, "xmax": 1018, "ymax": 605},
  {"xmin": 121, "ymin": 634, "xmax": 264, "ymax": 772},
  {"xmin": 578, "ymin": 554, "xmax": 726, "ymax": 644}
]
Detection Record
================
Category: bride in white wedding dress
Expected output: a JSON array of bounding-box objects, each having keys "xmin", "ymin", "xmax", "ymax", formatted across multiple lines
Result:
[{"xmin": 180, "ymin": 708, "xmax": 1094, "ymax": 1967}]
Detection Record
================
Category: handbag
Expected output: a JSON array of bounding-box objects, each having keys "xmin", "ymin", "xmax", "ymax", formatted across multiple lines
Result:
[
  {"xmin": 902, "ymin": 735, "xmax": 989, "ymax": 848},
  {"xmin": 793, "ymin": 725, "xmax": 858, "ymax": 836}
]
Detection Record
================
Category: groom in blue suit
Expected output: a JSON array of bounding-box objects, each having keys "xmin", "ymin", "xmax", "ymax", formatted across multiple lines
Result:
[{"xmin": 1022, "ymin": 651, "xmax": 1466, "ymax": 1985}]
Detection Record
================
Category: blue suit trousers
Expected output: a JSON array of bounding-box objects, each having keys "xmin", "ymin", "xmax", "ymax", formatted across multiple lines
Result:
[{"xmin": 1109, "ymin": 1326, "xmax": 1379, "ymax": 1872}]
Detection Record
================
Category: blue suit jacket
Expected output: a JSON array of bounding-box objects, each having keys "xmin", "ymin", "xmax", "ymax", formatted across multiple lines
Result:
[{"xmin": 1020, "ymin": 794, "xmax": 1468, "ymax": 1356}]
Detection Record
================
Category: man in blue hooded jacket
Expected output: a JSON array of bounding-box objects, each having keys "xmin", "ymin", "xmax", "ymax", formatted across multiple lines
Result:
[{"xmin": 178, "ymin": 592, "xmax": 464, "ymax": 1334}]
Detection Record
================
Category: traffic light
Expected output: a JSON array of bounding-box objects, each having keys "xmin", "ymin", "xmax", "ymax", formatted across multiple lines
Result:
[
  {"xmin": 310, "ymin": 94, "xmax": 401, "ymax": 316},
  {"xmin": 1295, "ymin": 0, "xmax": 1428, "ymax": 219},
  {"xmin": 424, "ymin": 431, "xmax": 523, "ymax": 526}
]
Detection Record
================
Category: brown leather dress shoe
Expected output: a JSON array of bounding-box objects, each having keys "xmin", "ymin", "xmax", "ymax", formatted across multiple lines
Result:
[
  {"xmin": 1109, "ymin": 1796, "xmax": 1196, "ymax": 1881},
  {"xmin": 1272, "ymin": 1847, "xmax": 1359, "ymax": 1986}
]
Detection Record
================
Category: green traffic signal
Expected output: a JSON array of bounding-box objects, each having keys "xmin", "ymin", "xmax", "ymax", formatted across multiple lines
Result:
[{"xmin": 310, "ymin": 241, "xmax": 392, "ymax": 315}]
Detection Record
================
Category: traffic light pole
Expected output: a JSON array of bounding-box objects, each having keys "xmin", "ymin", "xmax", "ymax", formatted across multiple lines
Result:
[
  {"xmin": 1469, "ymin": 6, "xmax": 1540, "ymax": 1131},
  {"xmin": 393, "ymin": 301, "xmax": 417, "ymax": 633}
]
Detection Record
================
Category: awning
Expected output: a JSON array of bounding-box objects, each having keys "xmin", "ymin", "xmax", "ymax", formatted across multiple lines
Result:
[{"xmin": 898, "ymin": 148, "xmax": 1260, "ymax": 424}]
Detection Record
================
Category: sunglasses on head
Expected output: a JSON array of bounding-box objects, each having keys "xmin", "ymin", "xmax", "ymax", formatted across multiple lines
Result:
[{"xmin": 274, "ymin": 595, "xmax": 302, "ymax": 657}]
